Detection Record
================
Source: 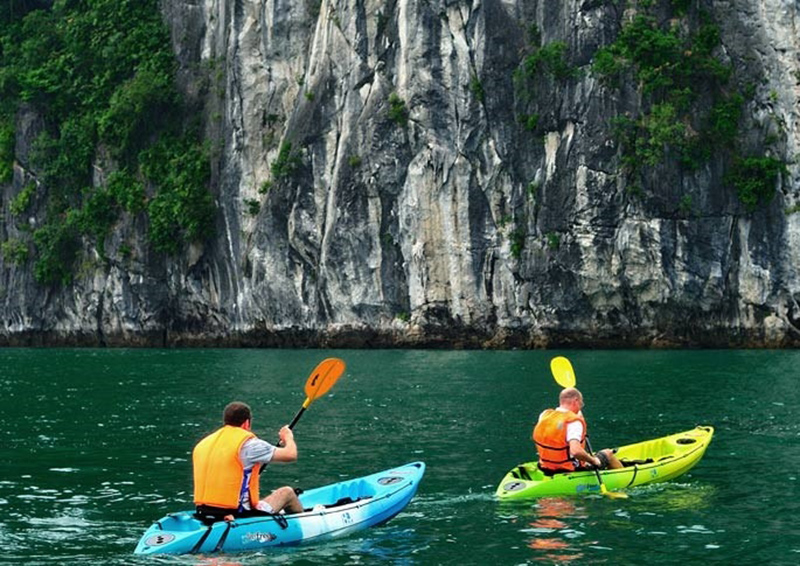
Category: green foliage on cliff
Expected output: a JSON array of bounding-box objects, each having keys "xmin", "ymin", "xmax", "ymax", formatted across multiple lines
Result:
[
  {"xmin": 706, "ymin": 94, "xmax": 743, "ymax": 146},
  {"xmin": 10, "ymin": 182, "xmax": 35, "ymax": 216},
  {"xmin": 0, "ymin": 0, "xmax": 214, "ymax": 284},
  {"xmin": 0, "ymin": 117, "xmax": 13, "ymax": 183},
  {"xmin": 271, "ymin": 142, "xmax": 302, "ymax": 180},
  {"xmin": 469, "ymin": 75, "xmax": 485, "ymax": 103},
  {"xmin": 140, "ymin": 136, "xmax": 214, "ymax": 254},
  {"xmin": 592, "ymin": 7, "xmax": 786, "ymax": 211},
  {"xmin": 1, "ymin": 238, "xmax": 28, "ymax": 265},
  {"xmin": 388, "ymin": 93, "xmax": 409, "ymax": 126},
  {"xmin": 520, "ymin": 41, "xmax": 575, "ymax": 82},
  {"xmin": 593, "ymin": 13, "xmax": 731, "ymax": 171},
  {"xmin": 513, "ymin": 30, "xmax": 576, "ymax": 132},
  {"xmin": 32, "ymin": 211, "xmax": 81, "ymax": 286},
  {"xmin": 97, "ymin": 58, "xmax": 179, "ymax": 160},
  {"xmin": 594, "ymin": 15, "xmax": 729, "ymax": 97},
  {"xmin": 509, "ymin": 229, "xmax": 525, "ymax": 259},
  {"xmin": 107, "ymin": 170, "xmax": 146, "ymax": 215},
  {"xmin": 726, "ymin": 156, "xmax": 788, "ymax": 212},
  {"xmin": 78, "ymin": 185, "xmax": 118, "ymax": 256}
]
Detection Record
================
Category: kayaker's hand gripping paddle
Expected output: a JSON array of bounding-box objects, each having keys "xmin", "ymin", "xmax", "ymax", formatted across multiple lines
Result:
[{"xmin": 549, "ymin": 356, "xmax": 628, "ymax": 499}]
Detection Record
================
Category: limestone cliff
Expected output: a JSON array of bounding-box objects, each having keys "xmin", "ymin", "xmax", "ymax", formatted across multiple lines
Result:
[{"xmin": 1, "ymin": 0, "xmax": 799, "ymax": 347}]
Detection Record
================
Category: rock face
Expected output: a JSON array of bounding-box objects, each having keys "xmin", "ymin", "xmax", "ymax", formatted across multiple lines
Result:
[{"xmin": 1, "ymin": 0, "xmax": 799, "ymax": 347}]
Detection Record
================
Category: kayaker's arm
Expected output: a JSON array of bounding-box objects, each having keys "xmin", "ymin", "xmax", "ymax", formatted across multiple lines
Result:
[
  {"xmin": 568, "ymin": 439, "xmax": 601, "ymax": 467},
  {"xmin": 271, "ymin": 426, "xmax": 298, "ymax": 463}
]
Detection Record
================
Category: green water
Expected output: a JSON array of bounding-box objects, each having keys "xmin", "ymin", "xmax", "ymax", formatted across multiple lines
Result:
[{"xmin": 1, "ymin": 348, "xmax": 798, "ymax": 564}]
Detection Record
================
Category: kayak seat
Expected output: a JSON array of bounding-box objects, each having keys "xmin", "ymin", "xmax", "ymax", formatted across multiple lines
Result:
[{"xmin": 536, "ymin": 464, "xmax": 567, "ymax": 477}]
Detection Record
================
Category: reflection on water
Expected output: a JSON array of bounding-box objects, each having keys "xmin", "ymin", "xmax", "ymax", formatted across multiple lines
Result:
[
  {"xmin": 526, "ymin": 498, "xmax": 587, "ymax": 564},
  {"xmin": 529, "ymin": 539, "xmax": 584, "ymax": 564},
  {"xmin": 499, "ymin": 498, "xmax": 592, "ymax": 564},
  {"xmin": 495, "ymin": 472, "xmax": 720, "ymax": 563}
]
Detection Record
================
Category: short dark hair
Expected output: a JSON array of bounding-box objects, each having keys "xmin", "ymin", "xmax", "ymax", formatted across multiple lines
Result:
[{"xmin": 223, "ymin": 402, "xmax": 252, "ymax": 426}]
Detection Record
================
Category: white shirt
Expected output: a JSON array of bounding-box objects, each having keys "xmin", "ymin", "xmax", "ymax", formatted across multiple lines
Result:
[
  {"xmin": 239, "ymin": 437, "xmax": 276, "ymax": 469},
  {"xmin": 236, "ymin": 438, "xmax": 277, "ymax": 510}
]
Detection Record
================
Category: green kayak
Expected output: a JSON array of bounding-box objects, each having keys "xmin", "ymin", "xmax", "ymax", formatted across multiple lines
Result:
[{"xmin": 496, "ymin": 426, "xmax": 713, "ymax": 499}]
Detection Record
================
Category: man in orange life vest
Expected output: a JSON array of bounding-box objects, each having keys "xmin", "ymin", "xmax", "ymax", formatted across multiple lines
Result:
[
  {"xmin": 533, "ymin": 387, "xmax": 622, "ymax": 473},
  {"xmin": 193, "ymin": 401, "xmax": 304, "ymax": 519}
]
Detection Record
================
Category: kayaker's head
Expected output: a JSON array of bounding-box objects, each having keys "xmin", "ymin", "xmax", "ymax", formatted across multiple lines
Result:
[
  {"xmin": 223, "ymin": 401, "xmax": 252, "ymax": 430},
  {"xmin": 559, "ymin": 387, "xmax": 584, "ymax": 413}
]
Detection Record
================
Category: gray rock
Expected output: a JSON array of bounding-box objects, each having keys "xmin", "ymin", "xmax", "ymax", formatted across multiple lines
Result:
[{"xmin": 1, "ymin": 0, "xmax": 799, "ymax": 347}]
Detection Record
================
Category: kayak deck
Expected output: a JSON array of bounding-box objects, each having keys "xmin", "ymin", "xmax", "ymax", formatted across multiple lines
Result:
[{"xmin": 496, "ymin": 426, "xmax": 713, "ymax": 499}]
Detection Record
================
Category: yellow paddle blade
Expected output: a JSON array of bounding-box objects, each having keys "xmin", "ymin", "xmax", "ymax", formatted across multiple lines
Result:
[
  {"xmin": 304, "ymin": 358, "xmax": 346, "ymax": 404},
  {"xmin": 601, "ymin": 485, "xmax": 629, "ymax": 499},
  {"xmin": 550, "ymin": 356, "xmax": 576, "ymax": 389}
]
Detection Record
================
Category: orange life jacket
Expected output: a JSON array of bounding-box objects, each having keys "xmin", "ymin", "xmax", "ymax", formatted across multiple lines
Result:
[
  {"xmin": 532, "ymin": 409, "xmax": 587, "ymax": 472},
  {"xmin": 193, "ymin": 425, "xmax": 261, "ymax": 510}
]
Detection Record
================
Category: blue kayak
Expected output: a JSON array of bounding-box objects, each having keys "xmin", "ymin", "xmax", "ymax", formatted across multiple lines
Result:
[{"xmin": 134, "ymin": 461, "xmax": 425, "ymax": 555}]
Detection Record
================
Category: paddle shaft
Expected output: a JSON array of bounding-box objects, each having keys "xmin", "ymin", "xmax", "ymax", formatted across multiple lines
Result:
[
  {"xmin": 275, "ymin": 399, "xmax": 311, "ymax": 447},
  {"xmin": 286, "ymin": 403, "xmax": 308, "ymax": 433},
  {"xmin": 584, "ymin": 436, "xmax": 608, "ymax": 494}
]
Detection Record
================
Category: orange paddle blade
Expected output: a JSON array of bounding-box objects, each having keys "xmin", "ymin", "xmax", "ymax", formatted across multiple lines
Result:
[
  {"xmin": 550, "ymin": 356, "xmax": 576, "ymax": 389},
  {"xmin": 303, "ymin": 358, "xmax": 346, "ymax": 404}
]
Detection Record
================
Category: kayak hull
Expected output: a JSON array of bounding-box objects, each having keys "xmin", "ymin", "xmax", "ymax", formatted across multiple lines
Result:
[
  {"xmin": 135, "ymin": 461, "xmax": 425, "ymax": 555},
  {"xmin": 496, "ymin": 426, "xmax": 713, "ymax": 499}
]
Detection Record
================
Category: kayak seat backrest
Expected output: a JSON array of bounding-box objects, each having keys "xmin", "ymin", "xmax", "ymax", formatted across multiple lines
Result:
[
  {"xmin": 194, "ymin": 513, "xmax": 223, "ymax": 526},
  {"xmin": 163, "ymin": 512, "xmax": 202, "ymax": 531},
  {"xmin": 513, "ymin": 466, "xmax": 533, "ymax": 481},
  {"xmin": 328, "ymin": 479, "xmax": 374, "ymax": 501}
]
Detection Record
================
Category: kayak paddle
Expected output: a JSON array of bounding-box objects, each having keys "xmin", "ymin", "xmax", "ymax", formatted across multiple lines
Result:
[
  {"xmin": 287, "ymin": 357, "xmax": 346, "ymax": 430},
  {"xmin": 261, "ymin": 357, "xmax": 345, "ymax": 474},
  {"xmin": 548, "ymin": 356, "xmax": 628, "ymax": 499}
]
